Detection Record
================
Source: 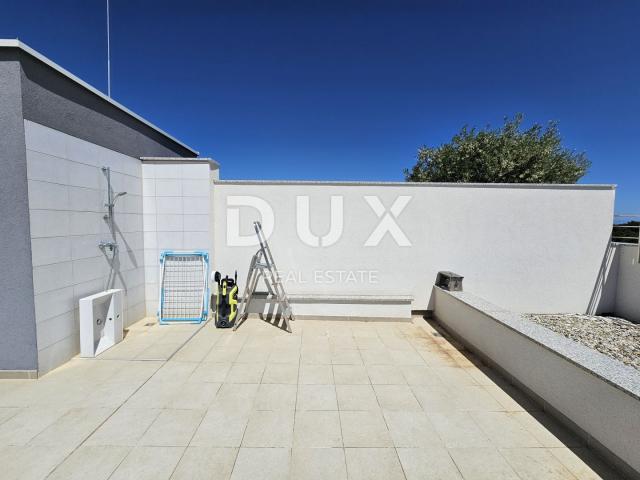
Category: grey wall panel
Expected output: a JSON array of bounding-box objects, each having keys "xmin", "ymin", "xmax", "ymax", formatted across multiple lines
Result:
[
  {"xmin": 18, "ymin": 51, "xmax": 194, "ymax": 159},
  {"xmin": 0, "ymin": 51, "xmax": 38, "ymax": 370}
]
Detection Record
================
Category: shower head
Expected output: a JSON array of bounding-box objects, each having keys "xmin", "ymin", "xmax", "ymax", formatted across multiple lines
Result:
[{"xmin": 113, "ymin": 191, "xmax": 127, "ymax": 204}]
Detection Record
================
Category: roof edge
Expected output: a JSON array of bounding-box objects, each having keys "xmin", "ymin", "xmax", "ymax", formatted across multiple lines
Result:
[
  {"xmin": 0, "ymin": 39, "xmax": 199, "ymax": 156},
  {"xmin": 213, "ymin": 179, "xmax": 616, "ymax": 190}
]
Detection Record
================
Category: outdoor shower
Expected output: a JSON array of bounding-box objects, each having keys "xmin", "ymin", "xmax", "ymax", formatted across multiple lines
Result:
[{"xmin": 99, "ymin": 166, "xmax": 127, "ymax": 253}]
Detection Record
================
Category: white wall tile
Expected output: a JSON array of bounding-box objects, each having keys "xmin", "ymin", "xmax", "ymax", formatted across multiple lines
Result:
[
  {"xmin": 36, "ymin": 311, "xmax": 76, "ymax": 351},
  {"xmin": 66, "ymin": 135, "xmax": 100, "ymax": 166},
  {"xmin": 156, "ymin": 231, "xmax": 184, "ymax": 250},
  {"xmin": 68, "ymin": 186, "xmax": 104, "ymax": 212},
  {"xmin": 155, "ymin": 178, "xmax": 182, "ymax": 197},
  {"xmin": 143, "ymin": 214, "xmax": 157, "ymax": 232},
  {"xmin": 68, "ymin": 161, "xmax": 102, "ymax": 189},
  {"xmin": 72, "ymin": 256, "xmax": 107, "ymax": 284},
  {"xmin": 155, "ymin": 196, "xmax": 183, "ymax": 214},
  {"xmin": 182, "ymin": 215, "xmax": 209, "ymax": 232},
  {"xmin": 156, "ymin": 214, "xmax": 183, "ymax": 232},
  {"xmin": 154, "ymin": 163, "xmax": 182, "ymax": 179},
  {"xmin": 34, "ymin": 286, "xmax": 75, "ymax": 323},
  {"xmin": 69, "ymin": 211, "xmax": 102, "ymax": 236},
  {"xmin": 183, "ymin": 196, "xmax": 209, "ymax": 215},
  {"xmin": 24, "ymin": 120, "xmax": 66, "ymax": 158},
  {"xmin": 37, "ymin": 334, "xmax": 79, "ymax": 375},
  {"xmin": 26, "ymin": 150, "xmax": 69, "ymax": 184},
  {"xmin": 144, "ymin": 231, "xmax": 157, "ymax": 249},
  {"xmin": 144, "ymin": 248, "xmax": 159, "ymax": 267},
  {"xmin": 181, "ymin": 163, "xmax": 210, "ymax": 179},
  {"xmin": 182, "ymin": 179, "xmax": 210, "ymax": 197},
  {"xmin": 29, "ymin": 210, "xmax": 70, "ymax": 238},
  {"xmin": 27, "ymin": 180, "xmax": 69, "ymax": 210},
  {"xmin": 183, "ymin": 231, "xmax": 210, "ymax": 250},
  {"xmin": 31, "ymin": 236, "xmax": 72, "ymax": 266},
  {"xmin": 32, "ymin": 261, "xmax": 74, "ymax": 295},
  {"xmin": 142, "ymin": 178, "xmax": 156, "ymax": 197}
]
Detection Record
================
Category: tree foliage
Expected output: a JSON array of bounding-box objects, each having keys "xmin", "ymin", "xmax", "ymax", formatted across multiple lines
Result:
[{"xmin": 404, "ymin": 115, "xmax": 590, "ymax": 183}]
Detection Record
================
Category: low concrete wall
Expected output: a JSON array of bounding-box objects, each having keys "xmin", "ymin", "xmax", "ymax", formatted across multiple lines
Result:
[
  {"xmin": 433, "ymin": 287, "xmax": 640, "ymax": 478},
  {"xmin": 212, "ymin": 180, "xmax": 615, "ymax": 315},
  {"xmin": 614, "ymin": 244, "xmax": 640, "ymax": 322}
]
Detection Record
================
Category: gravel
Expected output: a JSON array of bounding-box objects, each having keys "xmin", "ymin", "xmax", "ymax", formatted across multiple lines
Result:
[{"xmin": 524, "ymin": 313, "xmax": 640, "ymax": 371}]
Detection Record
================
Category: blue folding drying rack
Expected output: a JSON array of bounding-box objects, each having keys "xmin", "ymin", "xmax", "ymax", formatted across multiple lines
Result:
[{"xmin": 158, "ymin": 251, "xmax": 209, "ymax": 324}]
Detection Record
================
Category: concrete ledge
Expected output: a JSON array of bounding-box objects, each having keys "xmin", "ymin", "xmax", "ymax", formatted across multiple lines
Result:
[
  {"xmin": 246, "ymin": 292, "xmax": 413, "ymax": 320},
  {"xmin": 0, "ymin": 369, "xmax": 38, "ymax": 379},
  {"xmin": 433, "ymin": 287, "xmax": 640, "ymax": 479}
]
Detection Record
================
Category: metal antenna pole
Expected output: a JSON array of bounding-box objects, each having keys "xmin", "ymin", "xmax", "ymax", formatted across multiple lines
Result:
[{"xmin": 106, "ymin": 0, "xmax": 111, "ymax": 97}]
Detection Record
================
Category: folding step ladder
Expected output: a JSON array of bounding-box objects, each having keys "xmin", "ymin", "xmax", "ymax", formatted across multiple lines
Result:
[{"xmin": 234, "ymin": 221, "xmax": 295, "ymax": 332}]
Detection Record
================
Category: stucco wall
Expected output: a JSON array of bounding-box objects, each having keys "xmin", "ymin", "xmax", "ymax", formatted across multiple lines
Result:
[
  {"xmin": 0, "ymin": 51, "xmax": 38, "ymax": 373},
  {"xmin": 614, "ymin": 244, "xmax": 640, "ymax": 322},
  {"xmin": 25, "ymin": 121, "xmax": 146, "ymax": 374},
  {"xmin": 212, "ymin": 181, "xmax": 615, "ymax": 314}
]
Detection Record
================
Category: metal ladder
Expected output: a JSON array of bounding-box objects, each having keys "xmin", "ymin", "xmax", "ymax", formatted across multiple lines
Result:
[{"xmin": 234, "ymin": 221, "xmax": 295, "ymax": 332}]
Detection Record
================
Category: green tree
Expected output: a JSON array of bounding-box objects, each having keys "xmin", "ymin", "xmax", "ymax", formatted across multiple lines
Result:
[{"xmin": 404, "ymin": 114, "xmax": 590, "ymax": 183}]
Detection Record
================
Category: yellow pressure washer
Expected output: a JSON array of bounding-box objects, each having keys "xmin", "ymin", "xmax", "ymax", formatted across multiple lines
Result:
[{"xmin": 213, "ymin": 271, "xmax": 238, "ymax": 328}]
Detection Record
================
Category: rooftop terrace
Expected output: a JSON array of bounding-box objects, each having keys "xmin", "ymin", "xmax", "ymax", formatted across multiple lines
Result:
[{"xmin": 0, "ymin": 316, "xmax": 621, "ymax": 480}]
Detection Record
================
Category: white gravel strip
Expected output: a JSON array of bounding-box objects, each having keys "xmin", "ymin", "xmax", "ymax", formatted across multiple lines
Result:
[{"xmin": 524, "ymin": 313, "xmax": 640, "ymax": 371}]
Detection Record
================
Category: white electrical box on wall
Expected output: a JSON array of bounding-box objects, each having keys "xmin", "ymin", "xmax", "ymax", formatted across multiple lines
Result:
[{"xmin": 79, "ymin": 289, "xmax": 124, "ymax": 357}]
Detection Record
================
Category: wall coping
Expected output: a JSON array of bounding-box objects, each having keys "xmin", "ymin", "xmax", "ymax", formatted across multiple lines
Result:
[
  {"xmin": 438, "ymin": 288, "xmax": 640, "ymax": 400},
  {"xmin": 214, "ymin": 179, "xmax": 616, "ymax": 190},
  {"xmin": 140, "ymin": 156, "xmax": 220, "ymax": 169}
]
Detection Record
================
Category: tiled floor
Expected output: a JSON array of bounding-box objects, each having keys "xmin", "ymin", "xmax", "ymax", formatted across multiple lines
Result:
[{"xmin": 0, "ymin": 316, "xmax": 623, "ymax": 479}]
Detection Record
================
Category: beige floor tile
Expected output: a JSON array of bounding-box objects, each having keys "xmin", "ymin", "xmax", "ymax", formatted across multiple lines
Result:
[
  {"xmin": 431, "ymin": 367, "xmax": 478, "ymax": 387},
  {"xmin": 85, "ymin": 407, "xmax": 161, "ymax": 446},
  {"xmin": 150, "ymin": 362, "xmax": 198, "ymax": 383},
  {"xmin": 412, "ymin": 385, "xmax": 455, "ymax": 412},
  {"xmin": 242, "ymin": 410, "xmax": 294, "ymax": 447},
  {"xmin": 344, "ymin": 447, "xmax": 405, "ymax": 480},
  {"xmin": 299, "ymin": 364, "xmax": 333, "ymax": 384},
  {"xmin": 212, "ymin": 383, "xmax": 259, "ymax": 411},
  {"xmin": 225, "ymin": 363, "xmax": 266, "ymax": 383},
  {"xmin": 297, "ymin": 384, "xmax": 338, "ymax": 411},
  {"xmin": 426, "ymin": 411, "xmax": 491, "ymax": 448},
  {"xmin": 205, "ymin": 347, "xmax": 241, "ymax": 363},
  {"xmin": 28, "ymin": 407, "xmax": 114, "ymax": 447},
  {"xmin": 293, "ymin": 411, "xmax": 342, "ymax": 447},
  {"xmin": 366, "ymin": 365, "xmax": 406, "ymax": 384},
  {"xmin": 470, "ymin": 411, "xmax": 542, "ymax": 448},
  {"xmin": 340, "ymin": 410, "xmax": 393, "ymax": 447},
  {"xmin": 0, "ymin": 407, "xmax": 20, "ymax": 425},
  {"xmin": 332, "ymin": 365, "xmax": 370, "ymax": 385},
  {"xmin": 261, "ymin": 363, "xmax": 299, "ymax": 384},
  {"xmin": 549, "ymin": 447, "xmax": 622, "ymax": 480},
  {"xmin": 254, "ymin": 384, "xmax": 297, "ymax": 411},
  {"xmin": 448, "ymin": 447, "xmax": 519, "ymax": 480},
  {"xmin": 170, "ymin": 446, "xmax": 238, "ymax": 480},
  {"xmin": 301, "ymin": 347, "xmax": 332, "ymax": 365},
  {"xmin": 499, "ymin": 447, "xmax": 578, "ymax": 480},
  {"xmin": 125, "ymin": 380, "xmax": 184, "ymax": 409},
  {"xmin": 397, "ymin": 447, "xmax": 463, "ymax": 479},
  {"xmin": 400, "ymin": 365, "xmax": 442, "ymax": 385},
  {"xmin": 0, "ymin": 406, "xmax": 68, "ymax": 446},
  {"xmin": 389, "ymin": 348, "xmax": 426, "ymax": 366},
  {"xmin": 331, "ymin": 349, "xmax": 363, "ymax": 365},
  {"xmin": 483, "ymin": 384, "xmax": 541, "ymax": 412},
  {"xmin": 0, "ymin": 445, "xmax": 72, "ymax": 480},
  {"xmin": 168, "ymin": 382, "xmax": 221, "ymax": 410},
  {"xmin": 384, "ymin": 410, "xmax": 442, "ymax": 447},
  {"xmin": 47, "ymin": 445, "xmax": 130, "ymax": 480},
  {"xmin": 78, "ymin": 380, "xmax": 141, "ymax": 408},
  {"xmin": 188, "ymin": 362, "xmax": 232, "ymax": 383},
  {"xmin": 139, "ymin": 409, "xmax": 204, "ymax": 446},
  {"xmin": 109, "ymin": 446, "xmax": 185, "ymax": 480},
  {"xmin": 512, "ymin": 411, "xmax": 583, "ymax": 448},
  {"xmin": 291, "ymin": 447, "xmax": 347, "ymax": 480},
  {"xmin": 374, "ymin": 385, "xmax": 422, "ymax": 410},
  {"xmin": 236, "ymin": 347, "xmax": 271, "ymax": 363},
  {"xmin": 190, "ymin": 407, "xmax": 250, "ymax": 447},
  {"xmin": 268, "ymin": 347, "xmax": 300, "ymax": 364},
  {"xmin": 335, "ymin": 385, "xmax": 380, "ymax": 411},
  {"xmin": 360, "ymin": 348, "xmax": 394, "ymax": 365},
  {"xmin": 230, "ymin": 447, "xmax": 290, "ymax": 480}
]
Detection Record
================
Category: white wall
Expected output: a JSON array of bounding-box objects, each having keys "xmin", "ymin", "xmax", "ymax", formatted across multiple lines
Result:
[
  {"xmin": 212, "ymin": 181, "xmax": 615, "ymax": 314},
  {"xmin": 614, "ymin": 244, "xmax": 640, "ymax": 322},
  {"xmin": 25, "ymin": 121, "xmax": 146, "ymax": 374},
  {"xmin": 142, "ymin": 161, "xmax": 217, "ymax": 316}
]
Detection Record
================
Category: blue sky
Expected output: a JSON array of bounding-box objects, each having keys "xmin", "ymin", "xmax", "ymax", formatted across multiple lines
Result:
[{"xmin": 1, "ymin": 1, "xmax": 638, "ymax": 212}]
